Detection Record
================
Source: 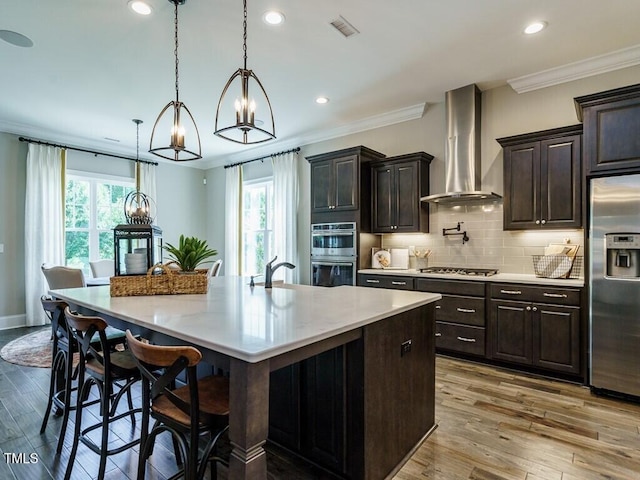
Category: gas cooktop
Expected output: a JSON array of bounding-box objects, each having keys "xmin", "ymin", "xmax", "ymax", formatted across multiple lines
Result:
[{"xmin": 419, "ymin": 266, "xmax": 498, "ymax": 277}]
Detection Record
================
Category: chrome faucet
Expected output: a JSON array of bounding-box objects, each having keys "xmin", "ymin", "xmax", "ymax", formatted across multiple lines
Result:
[{"xmin": 264, "ymin": 256, "xmax": 296, "ymax": 288}]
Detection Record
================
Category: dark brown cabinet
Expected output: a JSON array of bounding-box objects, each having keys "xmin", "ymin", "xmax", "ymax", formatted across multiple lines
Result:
[
  {"xmin": 497, "ymin": 125, "xmax": 582, "ymax": 230},
  {"xmin": 357, "ymin": 273, "xmax": 415, "ymax": 290},
  {"xmin": 575, "ymin": 83, "xmax": 640, "ymax": 174},
  {"xmin": 488, "ymin": 283, "xmax": 581, "ymax": 374},
  {"xmin": 416, "ymin": 279, "xmax": 486, "ymax": 357},
  {"xmin": 371, "ymin": 152, "xmax": 432, "ymax": 233},
  {"xmin": 269, "ymin": 347, "xmax": 346, "ymax": 474},
  {"xmin": 307, "ymin": 146, "xmax": 385, "ymax": 226}
]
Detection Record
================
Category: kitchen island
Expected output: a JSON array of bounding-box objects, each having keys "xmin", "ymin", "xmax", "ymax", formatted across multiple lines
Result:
[{"xmin": 51, "ymin": 276, "xmax": 440, "ymax": 480}]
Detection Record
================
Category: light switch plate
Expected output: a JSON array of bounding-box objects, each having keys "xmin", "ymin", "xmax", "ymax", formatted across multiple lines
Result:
[{"xmin": 0, "ymin": 244, "xmax": 4, "ymax": 253}]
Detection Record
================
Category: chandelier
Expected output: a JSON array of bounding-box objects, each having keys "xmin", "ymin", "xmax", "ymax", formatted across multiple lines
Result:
[
  {"xmin": 149, "ymin": 0, "xmax": 202, "ymax": 161},
  {"xmin": 214, "ymin": 0, "xmax": 276, "ymax": 144},
  {"xmin": 124, "ymin": 119, "xmax": 155, "ymax": 224}
]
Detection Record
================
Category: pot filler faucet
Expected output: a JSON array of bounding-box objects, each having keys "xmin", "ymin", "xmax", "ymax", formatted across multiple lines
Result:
[
  {"xmin": 264, "ymin": 256, "xmax": 296, "ymax": 288},
  {"xmin": 443, "ymin": 222, "xmax": 470, "ymax": 244}
]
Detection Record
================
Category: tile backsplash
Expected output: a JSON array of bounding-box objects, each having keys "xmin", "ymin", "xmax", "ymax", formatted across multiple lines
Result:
[{"xmin": 377, "ymin": 202, "xmax": 584, "ymax": 276}]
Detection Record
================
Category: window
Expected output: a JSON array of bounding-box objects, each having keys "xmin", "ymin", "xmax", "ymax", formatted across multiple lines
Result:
[
  {"xmin": 242, "ymin": 179, "xmax": 274, "ymax": 276},
  {"xmin": 65, "ymin": 172, "xmax": 134, "ymax": 274}
]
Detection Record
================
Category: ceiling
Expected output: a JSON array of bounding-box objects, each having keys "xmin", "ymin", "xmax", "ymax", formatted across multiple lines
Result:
[{"xmin": 2, "ymin": 0, "xmax": 640, "ymax": 169}]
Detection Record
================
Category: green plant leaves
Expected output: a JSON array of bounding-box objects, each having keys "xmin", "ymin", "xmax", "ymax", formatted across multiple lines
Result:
[{"xmin": 163, "ymin": 234, "xmax": 218, "ymax": 271}]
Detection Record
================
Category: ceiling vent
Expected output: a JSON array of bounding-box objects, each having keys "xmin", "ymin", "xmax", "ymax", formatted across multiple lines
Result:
[{"xmin": 330, "ymin": 15, "xmax": 360, "ymax": 38}]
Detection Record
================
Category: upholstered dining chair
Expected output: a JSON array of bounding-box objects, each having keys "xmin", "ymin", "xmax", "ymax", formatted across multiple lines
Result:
[
  {"xmin": 41, "ymin": 264, "xmax": 86, "ymax": 289},
  {"xmin": 125, "ymin": 330, "xmax": 229, "ymax": 480},
  {"xmin": 89, "ymin": 259, "xmax": 115, "ymax": 278},
  {"xmin": 209, "ymin": 259, "xmax": 223, "ymax": 277}
]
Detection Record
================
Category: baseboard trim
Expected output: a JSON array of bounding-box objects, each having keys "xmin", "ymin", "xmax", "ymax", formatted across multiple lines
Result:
[{"xmin": 0, "ymin": 314, "xmax": 27, "ymax": 331}]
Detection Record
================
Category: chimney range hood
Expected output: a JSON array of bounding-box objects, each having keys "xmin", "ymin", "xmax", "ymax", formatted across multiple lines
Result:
[{"xmin": 421, "ymin": 84, "xmax": 501, "ymax": 204}]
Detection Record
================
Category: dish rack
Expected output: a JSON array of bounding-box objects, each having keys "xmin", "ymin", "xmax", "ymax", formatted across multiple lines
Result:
[{"xmin": 532, "ymin": 255, "xmax": 583, "ymax": 279}]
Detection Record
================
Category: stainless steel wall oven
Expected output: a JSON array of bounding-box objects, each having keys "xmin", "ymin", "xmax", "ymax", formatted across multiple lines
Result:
[{"xmin": 310, "ymin": 222, "xmax": 357, "ymax": 286}]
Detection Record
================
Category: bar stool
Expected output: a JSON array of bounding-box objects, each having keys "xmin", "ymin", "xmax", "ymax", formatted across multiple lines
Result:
[
  {"xmin": 63, "ymin": 308, "xmax": 141, "ymax": 480},
  {"xmin": 39, "ymin": 297, "xmax": 129, "ymax": 455},
  {"xmin": 125, "ymin": 330, "xmax": 230, "ymax": 480},
  {"xmin": 39, "ymin": 297, "xmax": 76, "ymax": 455}
]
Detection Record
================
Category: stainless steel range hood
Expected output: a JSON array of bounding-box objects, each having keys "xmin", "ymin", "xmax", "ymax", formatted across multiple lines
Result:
[{"xmin": 421, "ymin": 84, "xmax": 501, "ymax": 204}]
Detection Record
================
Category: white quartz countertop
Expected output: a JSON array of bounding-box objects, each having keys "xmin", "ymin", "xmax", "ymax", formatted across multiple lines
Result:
[
  {"xmin": 358, "ymin": 269, "xmax": 584, "ymax": 287},
  {"xmin": 51, "ymin": 276, "xmax": 440, "ymax": 363}
]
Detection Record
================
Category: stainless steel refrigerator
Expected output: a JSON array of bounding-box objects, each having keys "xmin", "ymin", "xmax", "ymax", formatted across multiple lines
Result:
[{"xmin": 590, "ymin": 174, "xmax": 640, "ymax": 397}]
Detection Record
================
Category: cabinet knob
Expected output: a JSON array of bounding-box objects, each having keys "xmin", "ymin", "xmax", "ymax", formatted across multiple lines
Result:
[
  {"xmin": 541, "ymin": 219, "xmax": 546, "ymax": 225},
  {"xmin": 435, "ymin": 333, "xmax": 442, "ymax": 337},
  {"xmin": 535, "ymin": 220, "xmax": 540, "ymax": 225},
  {"xmin": 532, "ymin": 306, "xmax": 538, "ymax": 312},
  {"xmin": 526, "ymin": 306, "xmax": 532, "ymax": 311}
]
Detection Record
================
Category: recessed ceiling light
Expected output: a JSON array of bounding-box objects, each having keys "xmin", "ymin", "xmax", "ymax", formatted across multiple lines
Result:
[
  {"xmin": 315, "ymin": 97, "xmax": 329, "ymax": 105},
  {"xmin": 128, "ymin": 1, "xmax": 152, "ymax": 16},
  {"xmin": 0, "ymin": 30, "xmax": 33, "ymax": 48},
  {"xmin": 524, "ymin": 21, "xmax": 547, "ymax": 35},
  {"xmin": 263, "ymin": 11, "xmax": 285, "ymax": 25}
]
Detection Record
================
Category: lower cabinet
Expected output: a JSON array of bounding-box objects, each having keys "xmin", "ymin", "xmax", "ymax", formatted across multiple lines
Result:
[
  {"xmin": 358, "ymin": 273, "xmax": 583, "ymax": 379},
  {"xmin": 488, "ymin": 284, "xmax": 581, "ymax": 374},
  {"xmin": 269, "ymin": 347, "xmax": 346, "ymax": 475},
  {"xmin": 415, "ymin": 279, "xmax": 486, "ymax": 357}
]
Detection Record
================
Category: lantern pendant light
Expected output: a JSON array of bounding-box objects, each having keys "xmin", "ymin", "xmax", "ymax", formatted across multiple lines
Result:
[
  {"xmin": 124, "ymin": 119, "xmax": 155, "ymax": 224},
  {"xmin": 214, "ymin": 0, "xmax": 276, "ymax": 145},
  {"xmin": 149, "ymin": 0, "xmax": 202, "ymax": 161}
]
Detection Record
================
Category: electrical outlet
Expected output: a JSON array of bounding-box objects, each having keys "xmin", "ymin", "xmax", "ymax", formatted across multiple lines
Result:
[{"xmin": 401, "ymin": 339, "xmax": 412, "ymax": 357}]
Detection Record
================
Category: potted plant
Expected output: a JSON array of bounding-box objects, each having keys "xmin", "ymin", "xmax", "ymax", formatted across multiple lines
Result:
[{"xmin": 163, "ymin": 235, "xmax": 218, "ymax": 272}]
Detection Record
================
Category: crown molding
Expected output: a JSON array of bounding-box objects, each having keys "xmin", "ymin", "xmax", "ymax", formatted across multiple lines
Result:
[
  {"xmin": 508, "ymin": 43, "xmax": 640, "ymax": 94},
  {"xmin": 200, "ymin": 102, "xmax": 428, "ymax": 169}
]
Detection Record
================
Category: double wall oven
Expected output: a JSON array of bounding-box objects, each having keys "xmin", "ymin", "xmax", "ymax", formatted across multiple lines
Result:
[{"xmin": 311, "ymin": 222, "xmax": 357, "ymax": 286}]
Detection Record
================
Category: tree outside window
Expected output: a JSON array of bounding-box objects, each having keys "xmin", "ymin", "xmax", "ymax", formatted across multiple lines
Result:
[
  {"xmin": 242, "ymin": 179, "xmax": 273, "ymax": 276},
  {"xmin": 65, "ymin": 173, "xmax": 134, "ymax": 274}
]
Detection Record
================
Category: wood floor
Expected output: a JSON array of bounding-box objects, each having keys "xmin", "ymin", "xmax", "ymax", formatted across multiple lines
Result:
[{"xmin": 1, "ymin": 326, "xmax": 640, "ymax": 479}]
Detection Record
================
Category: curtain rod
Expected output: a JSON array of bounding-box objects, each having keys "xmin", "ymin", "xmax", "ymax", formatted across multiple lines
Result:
[
  {"xmin": 18, "ymin": 136, "xmax": 159, "ymax": 166},
  {"xmin": 223, "ymin": 147, "xmax": 301, "ymax": 169}
]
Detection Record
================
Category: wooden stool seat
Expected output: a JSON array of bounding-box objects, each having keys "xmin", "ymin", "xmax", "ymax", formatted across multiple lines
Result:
[{"xmin": 152, "ymin": 375, "xmax": 229, "ymax": 427}]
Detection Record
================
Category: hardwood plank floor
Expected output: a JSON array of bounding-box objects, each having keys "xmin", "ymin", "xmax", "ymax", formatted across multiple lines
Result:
[{"xmin": 1, "ymin": 327, "xmax": 640, "ymax": 479}]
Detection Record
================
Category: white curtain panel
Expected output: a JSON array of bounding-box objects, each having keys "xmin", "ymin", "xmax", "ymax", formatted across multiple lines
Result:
[
  {"xmin": 25, "ymin": 144, "xmax": 65, "ymax": 326},
  {"xmin": 139, "ymin": 161, "xmax": 157, "ymax": 221},
  {"xmin": 225, "ymin": 165, "xmax": 243, "ymax": 276},
  {"xmin": 272, "ymin": 151, "xmax": 300, "ymax": 284},
  {"xmin": 139, "ymin": 162, "xmax": 157, "ymax": 201}
]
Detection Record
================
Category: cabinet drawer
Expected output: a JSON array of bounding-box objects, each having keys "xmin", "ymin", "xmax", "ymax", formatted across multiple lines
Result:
[
  {"xmin": 416, "ymin": 278, "xmax": 485, "ymax": 296},
  {"xmin": 358, "ymin": 274, "xmax": 415, "ymax": 290},
  {"xmin": 435, "ymin": 322, "xmax": 485, "ymax": 356},
  {"xmin": 435, "ymin": 295, "xmax": 485, "ymax": 326},
  {"xmin": 490, "ymin": 283, "xmax": 580, "ymax": 306}
]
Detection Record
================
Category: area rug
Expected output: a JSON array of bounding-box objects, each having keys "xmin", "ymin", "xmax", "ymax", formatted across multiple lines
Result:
[{"xmin": 0, "ymin": 329, "xmax": 53, "ymax": 368}]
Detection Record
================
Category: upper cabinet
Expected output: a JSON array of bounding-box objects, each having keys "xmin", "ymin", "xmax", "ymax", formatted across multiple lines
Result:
[
  {"xmin": 307, "ymin": 146, "xmax": 386, "ymax": 227},
  {"xmin": 497, "ymin": 125, "xmax": 582, "ymax": 231},
  {"xmin": 575, "ymin": 83, "xmax": 640, "ymax": 175},
  {"xmin": 371, "ymin": 152, "xmax": 433, "ymax": 233}
]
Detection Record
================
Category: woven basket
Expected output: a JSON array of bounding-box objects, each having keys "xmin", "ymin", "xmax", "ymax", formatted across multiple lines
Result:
[
  {"xmin": 171, "ymin": 268, "xmax": 209, "ymax": 294},
  {"xmin": 110, "ymin": 264, "xmax": 173, "ymax": 297}
]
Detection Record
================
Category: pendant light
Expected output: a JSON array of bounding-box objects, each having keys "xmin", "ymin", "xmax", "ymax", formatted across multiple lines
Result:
[
  {"xmin": 124, "ymin": 119, "xmax": 155, "ymax": 224},
  {"xmin": 214, "ymin": 0, "xmax": 276, "ymax": 144},
  {"xmin": 149, "ymin": 0, "xmax": 202, "ymax": 161}
]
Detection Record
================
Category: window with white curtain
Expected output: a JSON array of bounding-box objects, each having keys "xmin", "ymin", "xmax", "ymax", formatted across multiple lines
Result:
[
  {"xmin": 65, "ymin": 171, "xmax": 134, "ymax": 273},
  {"xmin": 242, "ymin": 178, "xmax": 274, "ymax": 276}
]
